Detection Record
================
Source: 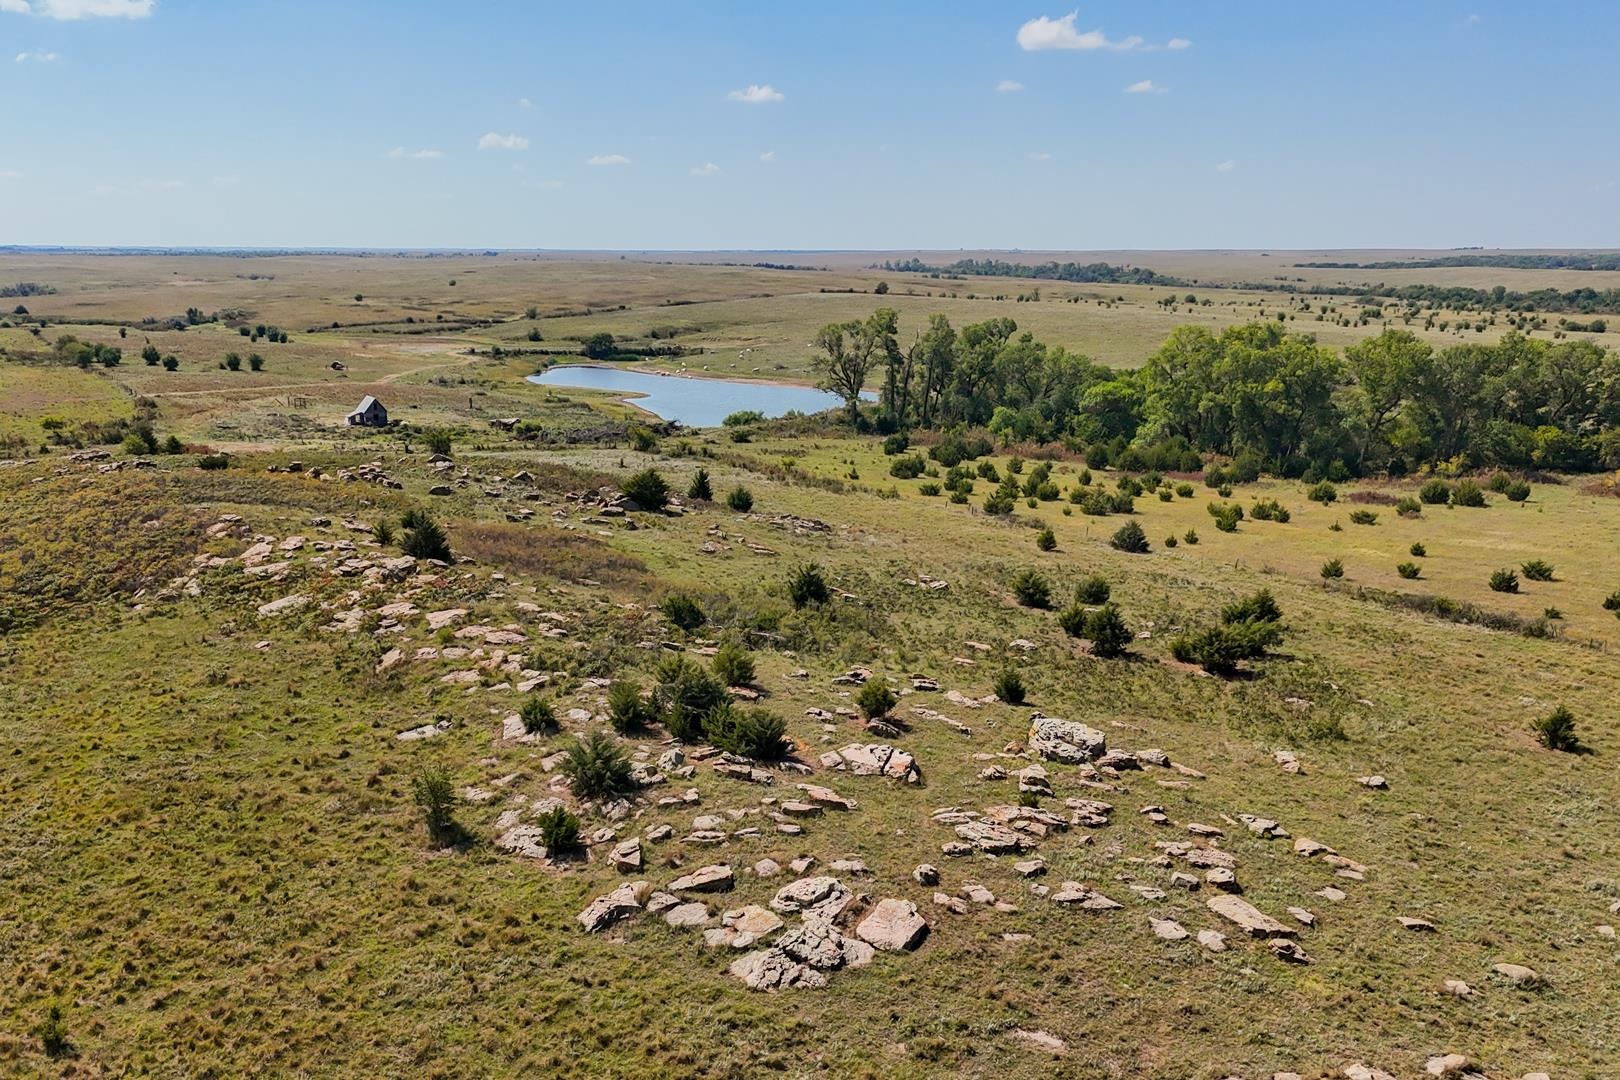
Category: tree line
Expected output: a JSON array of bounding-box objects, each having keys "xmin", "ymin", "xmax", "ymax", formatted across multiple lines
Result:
[
  {"xmin": 811, "ymin": 309, "xmax": 1620, "ymax": 477},
  {"xmin": 1297, "ymin": 254, "xmax": 1620, "ymax": 272}
]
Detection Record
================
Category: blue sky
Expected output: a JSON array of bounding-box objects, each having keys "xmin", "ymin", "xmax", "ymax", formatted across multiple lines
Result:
[{"xmin": 3, "ymin": 1, "xmax": 1617, "ymax": 249}]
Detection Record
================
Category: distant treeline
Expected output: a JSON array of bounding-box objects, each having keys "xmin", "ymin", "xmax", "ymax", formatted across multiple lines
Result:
[
  {"xmin": 1297, "ymin": 254, "xmax": 1620, "ymax": 272},
  {"xmin": 809, "ymin": 308, "xmax": 1620, "ymax": 477},
  {"xmin": 881, "ymin": 258, "xmax": 1178, "ymax": 286},
  {"xmin": 1, "ymin": 282, "xmax": 56, "ymax": 298}
]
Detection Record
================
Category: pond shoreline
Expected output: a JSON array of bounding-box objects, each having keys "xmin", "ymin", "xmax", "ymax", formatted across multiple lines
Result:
[{"xmin": 528, "ymin": 363, "xmax": 872, "ymax": 427}]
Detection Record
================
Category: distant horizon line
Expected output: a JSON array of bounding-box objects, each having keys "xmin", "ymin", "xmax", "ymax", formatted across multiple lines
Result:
[{"xmin": 5, "ymin": 244, "xmax": 1620, "ymax": 258}]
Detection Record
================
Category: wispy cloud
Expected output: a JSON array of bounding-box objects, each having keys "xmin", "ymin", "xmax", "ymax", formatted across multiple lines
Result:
[
  {"xmin": 1166, "ymin": 37, "xmax": 1192, "ymax": 50},
  {"xmin": 1017, "ymin": 12, "xmax": 1142, "ymax": 52},
  {"xmin": 14, "ymin": 49, "xmax": 58, "ymax": 61},
  {"xmin": 1215, "ymin": 160, "xmax": 1235, "ymax": 173},
  {"xmin": 759, "ymin": 150, "xmax": 776, "ymax": 162},
  {"xmin": 690, "ymin": 162, "xmax": 720, "ymax": 176},
  {"xmin": 0, "ymin": 169, "xmax": 23, "ymax": 180},
  {"xmin": 517, "ymin": 97, "xmax": 533, "ymax": 109},
  {"xmin": 996, "ymin": 79, "xmax": 1025, "ymax": 93},
  {"xmin": 138, "ymin": 177, "xmax": 182, "ymax": 191},
  {"xmin": 477, "ymin": 132, "xmax": 528, "ymax": 151},
  {"xmin": 1125, "ymin": 79, "xmax": 1166, "ymax": 94},
  {"xmin": 389, "ymin": 146, "xmax": 445, "ymax": 160},
  {"xmin": 1463, "ymin": 13, "xmax": 1480, "ymax": 26},
  {"xmin": 727, "ymin": 83, "xmax": 783, "ymax": 104},
  {"xmin": 1028, "ymin": 151, "xmax": 1052, "ymax": 161},
  {"xmin": 587, "ymin": 153, "xmax": 630, "ymax": 166},
  {"xmin": 3, "ymin": 0, "xmax": 153, "ymax": 17}
]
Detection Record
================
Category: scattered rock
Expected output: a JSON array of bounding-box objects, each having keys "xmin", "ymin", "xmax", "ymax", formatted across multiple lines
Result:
[
  {"xmin": 668, "ymin": 864, "xmax": 734, "ymax": 893},
  {"xmin": 855, "ymin": 898, "xmax": 930, "ymax": 952},
  {"xmin": 1357, "ymin": 775, "xmax": 1389, "ymax": 789},
  {"xmin": 1009, "ymin": 1029, "xmax": 1066, "ymax": 1054},
  {"xmin": 1027, "ymin": 715, "xmax": 1107, "ymax": 764},
  {"xmin": 1398, "ymin": 916, "xmax": 1437, "ymax": 932},
  {"xmin": 578, "ymin": 880, "xmax": 650, "ymax": 932},
  {"xmin": 610, "ymin": 838, "xmax": 643, "ymax": 873},
  {"xmin": 1149, "ymin": 917, "xmax": 1189, "ymax": 941},
  {"xmin": 770, "ymin": 876, "xmax": 852, "ymax": 919},
  {"xmin": 664, "ymin": 902, "xmax": 712, "ymax": 928},
  {"xmin": 1206, "ymin": 894, "xmax": 1294, "ymax": 938},
  {"xmin": 1196, "ymin": 929, "xmax": 1227, "ymax": 952},
  {"xmin": 913, "ymin": 864, "xmax": 940, "ymax": 886},
  {"xmin": 1492, "ymin": 962, "xmax": 1540, "ymax": 987}
]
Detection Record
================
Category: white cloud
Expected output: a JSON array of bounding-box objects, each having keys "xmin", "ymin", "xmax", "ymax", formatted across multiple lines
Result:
[
  {"xmin": 137, "ymin": 177, "xmax": 181, "ymax": 191},
  {"xmin": 517, "ymin": 97, "xmax": 533, "ymax": 109},
  {"xmin": 1125, "ymin": 79, "xmax": 1166, "ymax": 94},
  {"xmin": 759, "ymin": 150, "xmax": 776, "ymax": 162},
  {"xmin": 4, "ymin": 0, "xmax": 154, "ymax": 17},
  {"xmin": 1017, "ymin": 12, "xmax": 1142, "ymax": 52},
  {"xmin": 1166, "ymin": 37, "xmax": 1191, "ymax": 49},
  {"xmin": 0, "ymin": 169, "xmax": 22, "ymax": 180},
  {"xmin": 389, "ymin": 146, "xmax": 445, "ymax": 160},
  {"xmin": 477, "ymin": 132, "xmax": 528, "ymax": 151},
  {"xmin": 1215, "ymin": 160, "xmax": 1235, "ymax": 173},
  {"xmin": 727, "ymin": 83, "xmax": 783, "ymax": 104},
  {"xmin": 691, "ymin": 162, "xmax": 720, "ymax": 176},
  {"xmin": 996, "ymin": 79, "xmax": 1025, "ymax": 92},
  {"xmin": 1028, "ymin": 151, "xmax": 1052, "ymax": 161},
  {"xmin": 587, "ymin": 153, "xmax": 630, "ymax": 166},
  {"xmin": 14, "ymin": 49, "xmax": 59, "ymax": 61},
  {"xmin": 1464, "ymin": 13, "xmax": 1480, "ymax": 26}
]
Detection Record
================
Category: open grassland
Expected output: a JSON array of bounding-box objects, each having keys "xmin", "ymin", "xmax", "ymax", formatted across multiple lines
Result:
[
  {"xmin": 4, "ymin": 420, "xmax": 1620, "ymax": 1078},
  {"xmin": 4, "ymin": 253, "xmax": 1612, "ymax": 387}
]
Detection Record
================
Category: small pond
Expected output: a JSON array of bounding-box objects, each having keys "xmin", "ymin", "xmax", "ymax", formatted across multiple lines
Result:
[{"xmin": 528, "ymin": 365, "xmax": 869, "ymax": 428}]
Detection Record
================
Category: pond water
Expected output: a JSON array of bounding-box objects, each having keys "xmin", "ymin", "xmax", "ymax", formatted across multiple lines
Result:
[{"xmin": 528, "ymin": 365, "xmax": 869, "ymax": 428}]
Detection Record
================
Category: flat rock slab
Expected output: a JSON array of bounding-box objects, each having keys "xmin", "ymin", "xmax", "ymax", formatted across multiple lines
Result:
[
  {"xmin": 770, "ymin": 876, "xmax": 853, "ymax": 919},
  {"xmin": 664, "ymin": 902, "xmax": 712, "ymax": 928},
  {"xmin": 668, "ymin": 864, "xmax": 734, "ymax": 893},
  {"xmin": 954, "ymin": 819, "xmax": 1028, "ymax": 854},
  {"xmin": 856, "ymin": 898, "xmax": 930, "ymax": 952},
  {"xmin": 1027, "ymin": 716, "xmax": 1107, "ymax": 764},
  {"xmin": 1206, "ymin": 894, "xmax": 1295, "ymax": 938},
  {"xmin": 1149, "ymin": 917, "xmax": 1188, "ymax": 941},
  {"xmin": 829, "ymin": 744, "xmax": 920, "ymax": 783},
  {"xmin": 578, "ymin": 880, "xmax": 649, "ymax": 932}
]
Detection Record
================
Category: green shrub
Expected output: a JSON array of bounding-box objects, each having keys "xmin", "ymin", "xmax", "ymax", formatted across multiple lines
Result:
[
  {"xmin": 916, "ymin": 481, "xmax": 941, "ymax": 496},
  {"xmin": 1419, "ymin": 479, "xmax": 1451, "ymax": 505},
  {"xmin": 882, "ymin": 432, "xmax": 909, "ymax": 455},
  {"xmin": 1410, "ymin": 542, "xmax": 1427, "ymax": 557},
  {"xmin": 1505, "ymin": 479, "xmax": 1531, "ymax": 502},
  {"xmin": 1397, "ymin": 561, "xmax": 1421, "ymax": 579},
  {"xmin": 1221, "ymin": 589, "xmax": 1283, "ymax": 626},
  {"xmin": 423, "ymin": 428, "xmax": 453, "ymax": 456},
  {"xmin": 1487, "ymin": 470, "xmax": 1513, "ymax": 493},
  {"xmin": 519, "ymin": 695, "xmax": 557, "ymax": 734},
  {"xmin": 1307, "ymin": 480, "xmax": 1338, "ymax": 504},
  {"xmin": 627, "ymin": 424, "xmax": 658, "ymax": 452},
  {"xmin": 687, "ymin": 468, "xmax": 713, "ymax": 501},
  {"xmin": 1320, "ymin": 558, "xmax": 1345, "ymax": 579},
  {"xmin": 993, "ymin": 667, "xmax": 1026, "ymax": 704},
  {"xmin": 1209, "ymin": 503, "xmax": 1241, "ymax": 532},
  {"xmin": 983, "ymin": 491, "xmax": 1015, "ymax": 515},
  {"xmin": 1452, "ymin": 479, "xmax": 1487, "ymax": 507},
  {"xmin": 1035, "ymin": 527, "xmax": 1056, "ymax": 552},
  {"xmin": 1250, "ymin": 498, "xmax": 1290, "ymax": 523},
  {"xmin": 607, "ymin": 681, "xmax": 649, "ymax": 733},
  {"xmin": 1168, "ymin": 621, "xmax": 1279, "ymax": 676},
  {"xmin": 725, "ymin": 485, "xmax": 754, "ymax": 512},
  {"xmin": 1175, "ymin": 482, "xmax": 1194, "ymax": 498},
  {"xmin": 1011, "ymin": 568, "xmax": 1052, "ymax": 608},
  {"xmin": 1182, "ymin": 528, "xmax": 1199, "ymax": 545},
  {"xmin": 198, "ymin": 452, "xmax": 230, "ymax": 470},
  {"xmin": 1348, "ymin": 509, "xmax": 1378, "ymax": 526},
  {"xmin": 855, "ymin": 680, "xmax": 897, "ymax": 719},
  {"xmin": 1532, "ymin": 705, "xmax": 1580, "ymax": 752},
  {"xmin": 977, "ymin": 460, "xmax": 1001, "ymax": 482},
  {"xmin": 162, "ymin": 355, "xmax": 178, "ymax": 371},
  {"xmin": 1036, "ymin": 481, "xmax": 1060, "ymax": 501},
  {"xmin": 37, "ymin": 1004, "xmax": 70, "ymax": 1059},
  {"xmin": 1075, "ymin": 574, "xmax": 1111, "ymax": 604},
  {"xmin": 1158, "ymin": 487, "xmax": 1174, "ymax": 502},
  {"xmin": 1110, "ymin": 520, "xmax": 1150, "ymax": 553},
  {"xmin": 536, "ymin": 804, "xmax": 582, "ymax": 854},
  {"xmin": 889, "ymin": 454, "xmax": 926, "ymax": 479},
  {"xmin": 1081, "ymin": 603, "xmax": 1132, "ymax": 658},
  {"xmin": 410, "ymin": 763, "xmax": 455, "ymax": 838},
  {"xmin": 1216, "ymin": 483, "xmax": 1233, "ymax": 498},
  {"xmin": 1520, "ymin": 559, "xmax": 1554, "ymax": 582},
  {"xmin": 1489, "ymin": 568, "xmax": 1519, "ymax": 593},
  {"xmin": 1057, "ymin": 603, "xmax": 1087, "ymax": 637},
  {"xmin": 704, "ymin": 703, "xmax": 790, "ymax": 760},
  {"xmin": 560, "ymin": 731, "xmax": 635, "ymax": 798},
  {"xmin": 1165, "ymin": 534, "xmax": 1178, "ymax": 548},
  {"xmin": 787, "ymin": 563, "xmax": 831, "ymax": 608},
  {"xmin": 622, "ymin": 468, "xmax": 670, "ymax": 510},
  {"xmin": 400, "ymin": 510, "xmax": 451, "ymax": 562},
  {"xmin": 711, "ymin": 641, "xmax": 756, "ymax": 687},
  {"xmin": 1395, "ymin": 496, "xmax": 1421, "ymax": 516},
  {"xmin": 659, "ymin": 592, "xmax": 705, "ymax": 631},
  {"xmin": 1544, "ymin": 607, "xmax": 1563, "ymax": 620},
  {"xmin": 654, "ymin": 655, "xmax": 727, "ymax": 740}
]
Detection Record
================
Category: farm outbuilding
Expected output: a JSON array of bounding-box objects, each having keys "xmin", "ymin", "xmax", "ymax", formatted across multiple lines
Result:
[{"xmin": 346, "ymin": 395, "xmax": 388, "ymax": 426}]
